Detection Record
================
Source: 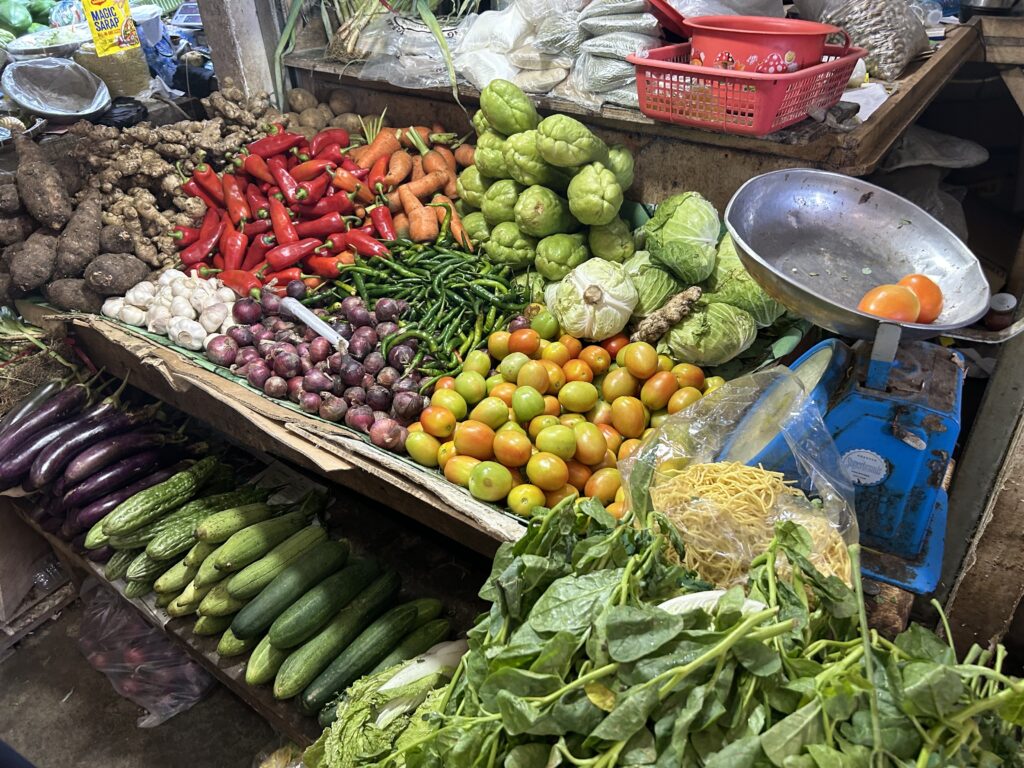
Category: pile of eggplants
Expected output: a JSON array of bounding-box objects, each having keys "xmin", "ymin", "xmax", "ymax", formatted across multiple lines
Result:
[{"xmin": 1, "ymin": 377, "xmax": 185, "ymax": 560}]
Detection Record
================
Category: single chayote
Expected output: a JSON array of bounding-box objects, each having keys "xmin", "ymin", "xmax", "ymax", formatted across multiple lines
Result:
[
  {"xmin": 514, "ymin": 185, "xmax": 578, "ymax": 238},
  {"xmin": 475, "ymin": 131, "xmax": 511, "ymax": 180},
  {"xmin": 479, "ymin": 79, "xmax": 540, "ymax": 136},
  {"xmin": 483, "ymin": 222, "xmax": 538, "ymax": 269},
  {"xmin": 456, "ymin": 165, "xmax": 492, "ymax": 209},
  {"xmin": 587, "ymin": 217, "xmax": 635, "ymax": 262},
  {"xmin": 606, "ymin": 145, "xmax": 635, "ymax": 190},
  {"xmin": 536, "ymin": 114, "xmax": 608, "ymax": 168},
  {"xmin": 472, "ymin": 109, "xmax": 492, "ymax": 137},
  {"xmin": 462, "ymin": 212, "xmax": 491, "ymax": 246},
  {"xmin": 567, "ymin": 163, "xmax": 623, "ymax": 226},
  {"xmin": 535, "ymin": 233, "xmax": 590, "ymax": 281},
  {"xmin": 503, "ymin": 130, "xmax": 574, "ymax": 192},
  {"xmin": 481, "ymin": 180, "xmax": 525, "ymax": 226}
]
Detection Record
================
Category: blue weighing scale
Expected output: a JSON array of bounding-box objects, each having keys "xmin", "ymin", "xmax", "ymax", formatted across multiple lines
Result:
[{"xmin": 723, "ymin": 169, "xmax": 997, "ymax": 594}]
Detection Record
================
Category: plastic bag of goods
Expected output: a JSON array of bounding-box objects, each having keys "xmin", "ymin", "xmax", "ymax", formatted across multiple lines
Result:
[
  {"xmin": 580, "ymin": 12, "xmax": 660, "ymax": 36},
  {"xmin": 533, "ymin": 12, "xmax": 587, "ymax": 56},
  {"xmin": 77, "ymin": 580, "xmax": 214, "ymax": 727},
  {"xmin": 822, "ymin": 0, "xmax": 929, "ymax": 80},
  {"xmin": 579, "ymin": 0, "xmax": 651, "ymax": 19},
  {"xmin": 573, "ymin": 52, "xmax": 637, "ymax": 93},
  {"xmin": 582, "ymin": 32, "xmax": 662, "ymax": 59},
  {"xmin": 620, "ymin": 367, "xmax": 858, "ymax": 589},
  {"xmin": 667, "ymin": 0, "xmax": 784, "ymax": 17},
  {"xmin": 514, "ymin": 67, "xmax": 569, "ymax": 93}
]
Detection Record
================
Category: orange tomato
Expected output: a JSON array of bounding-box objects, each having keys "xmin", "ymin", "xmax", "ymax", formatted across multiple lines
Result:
[
  {"xmin": 468, "ymin": 461, "xmax": 514, "ymax": 502},
  {"xmin": 579, "ymin": 345, "xmax": 611, "ymax": 375},
  {"xmin": 584, "ymin": 467, "xmax": 621, "ymax": 504},
  {"xmin": 596, "ymin": 423, "xmax": 622, "ymax": 455},
  {"xmin": 517, "ymin": 360, "xmax": 550, "ymax": 393},
  {"xmin": 508, "ymin": 466, "xmax": 525, "ymax": 487},
  {"xmin": 539, "ymin": 360, "xmax": 566, "ymax": 394},
  {"xmin": 543, "ymin": 395, "xmax": 561, "ymax": 417},
  {"xmin": 508, "ymin": 328, "xmax": 541, "ymax": 357},
  {"xmin": 535, "ymin": 424, "xmax": 578, "ymax": 461},
  {"xmin": 898, "ymin": 274, "xmax": 943, "ymax": 324},
  {"xmin": 618, "ymin": 438, "xmax": 642, "ymax": 461},
  {"xmin": 589, "ymin": 449, "xmax": 618, "ymax": 471},
  {"xmin": 559, "ymin": 381, "xmax": 599, "ymax": 413},
  {"xmin": 640, "ymin": 371, "xmax": 679, "ymax": 411},
  {"xmin": 470, "ymin": 397, "xmax": 511, "ymax": 430},
  {"xmin": 407, "ymin": 422, "xmax": 424, "ymax": 433},
  {"xmin": 671, "ymin": 363, "xmax": 705, "ymax": 390},
  {"xmin": 507, "ymin": 484, "xmax": 546, "ymax": 517},
  {"xmin": 611, "ymin": 396, "xmax": 646, "ymax": 438},
  {"xmin": 857, "ymin": 284, "xmax": 920, "ymax": 323},
  {"xmin": 490, "ymin": 382, "xmax": 518, "ymax": 407},
  {"xmin": 545, "ymin": 484, "xmax": 579, "ymax": 507},
  {"xmin": 601, "ymin": 333, "xmax": 629, "ymax": 358},
  {"xmin": 606, "ymin": 500, "xmax": 626, "ymax": 519},
  {"xmin": 541, "ymin": 342, "xmax": 571, "ymax": 367},
  {"xmin": 614, "ymin": 486, "xmax": 625, "ymax": 503},
  {"xmin": 587, "ymin": 400, "xmax": 613, "ymax": 426},
  {"xmin": 559, "ymin": 334, "xmax": 583, "ymax": 359},
  {"xmin": 443, "ymin": 455, "xmax": 480, "ymax": 486},
  {"xmin": 573, "ymin": 422, "xmax": 608, "ymax": 465},
  {"xmin": 431, "ymin": 389, "xmax": 467, "ymax": 420},
  {"xmin": 657, "ymin": 354, "xmax": 674, "ymax": 372},
  {"xmin": 565, "ymin": 460, "xmax": 593, "ymax": 491},
  {"xmin": 405, "ymin": 431, "xmax": 441, "ymax": 467},
  {"xmin": 562, "ymin": 359, "xmax": 594, "ymax": 383},
  {"xmin": 493, "ymin": 430, "xmax": 533, "ymax": 467},
  {"xmin": 668, "ymin": 386, "xmax": 703, "ymax": 414},
  {"xmin": 526, "ymin": 451, "xmax": 570, "ymax": 491},
  {"xmin": 621, "ymin": 342, "xmax": 659, "ymax": 379},
  {"xmin": 437, "ymin": 440, "xmax": 457, "ymax": 468},
  {"xmin": 434, "ymin": 376, "xmax": 456, "ymax": 390},
  {"xmin": 453, "ymin": 420, "xmax": 496, "ymax": 460},
  {"xmin": 537, "ymin": 339, "xmax": 550, "ymax": 355},
  {"xmin": 602, "ymin": 368, "xmax": 638, "ymax": 402},
  {"xmin": 420, "ymin": 405, "xmax": 456, "ymax": 439},
  {"xmin": 487, "ymin": 331, "xmax": 510, "ymax": 361}
]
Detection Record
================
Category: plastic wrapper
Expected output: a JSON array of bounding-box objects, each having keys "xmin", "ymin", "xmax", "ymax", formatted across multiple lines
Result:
[
  {"xmin": 508, "ymin": 44, "xmax": 572, "ymax": 70},
  {"xmin": 77, "ymin": 580, "xmax": 214, "ymax": 727},
  {"xmin": 579, "ymin": 0, "xmax": 650, "ymax": 19},
  {"xmin": 1, "ymin": 58, "xmax": 111, "ymax": 121},
  {"xmin": 514, "ymin": 67, "xmax": 569, "ymax": 93},
  {"xmin": 621, "ymin": 368, "xmax": 857, "ymax": 589},
  {"xmin": 458, "ymin": 4, "xmax": 530, "ymax": 54},
  {"xmin": 574, "ymin": 52, "xmax": 637, "ymax": 92},
  {"xmin": 601, "ymin": 83, "xmax": 641, "ymax": 109},
  {"xmin": 667, "ymin": 0, "xmax": 783, "ymax": 16},
  {"xmin": 456, "ymin": 49, "xmax": 519, "ymax": 90},
  {"xmin": 580, "ymin": 12, "xmax": 660, "ymax": 36},
  {"xmin": 360, "ymin": 14, "xmax": 475, "ymax": 90},
  {"xmin": 582, "ymin": 32, "xmax": 662, "ymax": 58},
  {"xmin": 533, "ymin": 12, "xmax": 587, "ymax": 56},
  {"xmin": 252, "ymin": 739, "xmax": 304, "ymax": 768},
  {"xmin": 518, "ymin": 0, "xmax": 586, "ymax": 17},
  {"xmin": 821, "ymin": 0, "xmax": 928, "ymax": 80}
]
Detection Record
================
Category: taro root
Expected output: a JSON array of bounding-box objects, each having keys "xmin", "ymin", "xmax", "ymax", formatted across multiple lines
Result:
[
  {"xmin": 84, "ymin": 253, "xmax": 151, "ymax": 296},
  {"xmin": 15, "ymin": 136, "xmax": 72, "ymax": 230},
  {"xmin": 55, "ymin": 193, "xmax": 102, "ymax": 278},
  {"xmin": 9, "ymin": 231, "xmax": 57, "ymax": 293},
  {"xmin": 46, "ymin": 279, "xmax": 104, "ymax": 313},
  {"xmin": 98, "ymin": 224, "xmax": 135, "ymax": 255}
]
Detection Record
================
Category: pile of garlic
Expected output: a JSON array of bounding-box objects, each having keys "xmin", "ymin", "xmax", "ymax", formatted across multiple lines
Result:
[{"xmin": 101, "ymin": 269, "xmax": 239, "ymax": 351}]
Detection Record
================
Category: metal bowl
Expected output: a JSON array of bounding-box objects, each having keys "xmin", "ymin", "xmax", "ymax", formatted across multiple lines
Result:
[{"xmin": 724, "ymin": 169, "xmax": 991, "ymax": 341}]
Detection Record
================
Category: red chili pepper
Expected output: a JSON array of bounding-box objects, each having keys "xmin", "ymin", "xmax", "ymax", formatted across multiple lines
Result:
[
  {"xmin": 367, "ymin": 205, "xmax": 397, "ymax": 241},
  {"xmin": 212, "ymin": 254, "xmax": 225, "ymax": 270},
  {"xmin": 218, "ymin": 269, "xmax": 261, "ymax": 297},
  {"xmin": 220, "ymin": 227, "xmax": 249, "ymax": 271},
  {"xmin": 263, "ymin": 267, "xmax": 304, "ymax": 285},
  {"xmin": 331, "ymin": 168, "xmax": 373, "ymax": 205},
  {"xmin": 267, "ymin": 186, "xmax": 284, "ymax": 202},
  {"xmin": 193, "ymin": 164, "xmax": 226, "ymax": 206},
  {"xmin": 294, "ymin": 193, "xmax": 355, "ymax": 218},
  {"xmin": 368, "ymin": 154, "xmax": 389, "ymax": 195},
  {"xmin": 245, "ymin": 183, "xmax": 269, "ymax": 220},
  {"xmin": 295, "ymin": 212, "xmax": 346, "ymax": 239},
  {"xmin": 291, "ymin": 158, "xmax": 337, "ymax": 182},
  {"xmin": 268, "ymin": 197, "xmax": 298, "ymax": 245},
  {"xmin": 304, "ymin": 276, "xmax": 325, "ymax": 290},
  {"xmin": 305, "ymin": 255, "xmax": 346, "ymax": 278},
  {"xmin": 340, "ymin": 156, "xmax": 361, "ymax": 175},
  {"xmin": 182, "ymin": 178, "xmax": 219, "ymax": 210},
  {"xmin": 268, "ymin": 156, "xmax": 302, "ymax": 204},
  {"xmin": 346, "ymin": 229, "xmax": 390, "ymax": 258},
  {"xmin": 242, "ymin": 218, "xmax": 273, "ymax": 237},
  {"xmin": 265, "ymin": 238, "xmax": 321, "ymax": 271},
  {"xmin": 246, "ymin": 130, "xmax": 303, "ymax": 159},
  {"xmin": 243, "ymin": 153, "xmax": 275, "ymax": 184},
  {"xmin": 171, "ymin": 225, "xmax": 199, "ymax": 247},
  {"xmin": 299, "ymin": 173, "xmax": 332, "ymax": 205},
  {"xmin": 242, "ymin": 234, "xmax": 276, "ymax": 271},
  {"xmin": 286, "ymin": 153, "xmax": 299, "ymax": 171},
  {"xmin": 180, "ymin": 210, "xmax": 224, "ymax": 265},
  {"xmin": 221, "ymin": 174, "xmax": 251, "ymax": 225},
  {"xmin": 315, "ymin": 143, "xmax": 345, "ymax": 165},
  {"xmin": 311, "ymin": 128, "xmax": 350, "ymax": 156},
  {"xmin": 291, "ymin": 149, "xmax": 311, "ymax": 164},
  {"xmin": 315, "ymin": 231, "xmax": 349, "ymax": 255}
]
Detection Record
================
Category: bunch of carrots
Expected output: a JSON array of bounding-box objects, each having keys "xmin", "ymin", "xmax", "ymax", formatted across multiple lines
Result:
[{"xmin": 171, "ymin": 118, "xmax": 476, "ymax": 298}]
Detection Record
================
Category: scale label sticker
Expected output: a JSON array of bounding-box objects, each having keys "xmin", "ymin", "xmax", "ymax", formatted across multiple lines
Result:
[{"xmin": 842, "ymin": 449, "xmax": 889, "ymax": 486}]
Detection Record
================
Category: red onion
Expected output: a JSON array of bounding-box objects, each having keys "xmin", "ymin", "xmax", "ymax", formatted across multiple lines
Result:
[
  {"xmin": 309, "ymin": 337, "xmax": 332, "ymax": 364},
  {"xmin": 345, "ymin": 404, "xmax": 375, "ymax": 433},
  {"xmin": 393, "ymin": 376, "xmax": 419, "ymax": 394},
  {"xmin": 300, "ymin": 357, "xmax": 314, "ymax": 374},
  {"xmin": 343, "ymin": 386, "xmax": 366, "ymax": 406},
  {"xmin": 347, "ymin": 305, "xmax": 374, "ymax": 328},
  {"xmin": 272, "ymin": 342, "xmax": 298, "ymax": 358},
  {"xmin": 273, "ymin": 352, "xmax": 302, "ymax": 379},
  {"xmin": 253, "ymin": 327, "xmax": 275, "ymax": 344},
  {"xmin": 264, "ymin": 376, "xmax": 288, "ymax": 398},
  {"xmin": 297, "ymin": 342, "xmax": 310, "ymax": 357},
  {"xmin": 366, "ymin": 385, "xmax": 392, "ymax": 412},
  {"xmin": 233, "ymin": 298, "xmax": 262, "ymax": 325},
  {"xmin": 246, "ymin": 360, "xmax": 272, "ymax": 389},
  {"xmin": 363, "ymin": 351, "xmax": 385, "ymax": 376},
  {"xmin": 369, "ymin": 418, "xmax": 407, "ymax": 452},
  {"xmin": 374, "ymin": 298, "xmax": 401, "ymax": 322},
  {"xmin": 299, "ymin": 391, "xmax": 321, "ymax": 413},
  {"xmin": 235, "ymin": 347, "xmax": 260, "ymax": 367},
  {"xmin": 302, "ymin": 326, "xmax": 319, "ymax": 342},
  {"xmin": 271, "ymin": 318, "xmax": 296, "ymax": 333},
  {"xmin": 360, "ymin": 373, "xmax": 376, "ymax": 390},
  {"xmin": 387, "ymin": 345, "xmax": 414, "ymax": 371},
  {"xmin": 327, "ymin": 352, "xmax": 345, "ymax": 374},
  {"xmin": 303, "ymin": 370, "xmax": 334, "ymax": 393},
  {"xmin": 206, "ymin": 335, "xmax": 238, "ymax": 366},
  {"xmin": 319, "ymin": 393, "xmax": 348, "ymax": 422},
  {"xmin": 508, "ymin": 315, "xmax": 531, "ymax": 332},
  {"xmin": 348, "ymin": 335, "xmax": 374, "ymax": 360},
  {"xmin": 339, "ymin": 358, "xmax": 365, "ymax": 386},
  {"xmin": 286, "ymin": 280, "xmax": 307, "ymax": 300},
  {"xmin": 332, "ymin": 321, "xmax": 353, "ymax": 340},
  {"xmin": 227, "ymin": 325, "xmax": 255, "ymax": 347},
  {"xmin": 376, "ymin": 366, "xmax": 400, "ymax": 388},
  {"xmin": 341, "ymin": 296, "xmax": 365, "ymax": 316},
  {"xmin": 261, "ymin": 288, "xmax": 282, "ymax": 314},
  {"xmin": 392, "ymin": 390, "xmax": 425, "ymax": 422},
  {"xmin": 287, "ymin": 376, "xmax": 305, "ymax": 402},
  {"xmin": 375, "ymin": 321, "xmax": 399, "ymax": 339}
]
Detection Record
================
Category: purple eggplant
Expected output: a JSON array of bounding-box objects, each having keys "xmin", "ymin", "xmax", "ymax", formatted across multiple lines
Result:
[
  {"xmin": 0, "ymin": 383, "xmax": 87, "ymax": 459},
  {"xmin": 85, "ymin": 544, "xmax": 113, "ymax": 563},
  {"xmin": 62, "ymin": 430, "xmax": 172, "ymax": 487},
  {"xmin": 0, "ymin": 379, "xmax": 65, "ymax": 439},
  {"xmin": 0, "ymin": 416, "xmax": 88, "ymax": 490},
  {"xmin": 73, "ymin": 465, "xmax": 180, "ymax": 528},
  {"xmin": 62, "ymin": 449, "xmax": 167, "ymax": 511},
  {"xmin": 27, "ymin": 408, "xmax": 135, "ymax": 490}
]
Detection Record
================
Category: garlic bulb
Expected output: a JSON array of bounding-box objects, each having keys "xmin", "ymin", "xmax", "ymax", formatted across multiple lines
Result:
[
  {"xmin": 199, "ymin": 302, "xmax": 229, "ymax": 333},
  {"xmin": 190, "ymin": 285, "xmax": 214, "ymax": 312},
  {"xmin": 214, "ymin": 286, "xmax": 237, "ymax": 303},
  {"xmin": 146, "ymin": 305, "xmax": 172, "ymax": 335},
  {"xmin": 170, "ymin": 295, "xmax": 197, "ymax": 319},
  {"xmin": 117, "ymin": 304, "xmax": 146, "ymax": 326},
  {"xmin": 171, "ymin": 278, "xmax": 196, "ymax": 297},
  {"xmin": 158, "ymin": 269, "xmax": 187, "ymax": 286},
  {"xmin": 219, "ymin": 312, "xmax": 238, "ymax": 334},
  {"xmin": 101, "ymin": 297, "xmax": 124, "ymax": 318},
  {"xmin": 124, "ymin": 281, "xmax": 156, "ymax": 308},
  {"xmin": 169, "ymin": 318, "xmax": 206, "ymax": 350}
]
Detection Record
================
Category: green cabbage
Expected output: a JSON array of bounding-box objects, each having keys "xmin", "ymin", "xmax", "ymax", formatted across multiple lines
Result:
[
  {"xmin": 551, "ymin": 259, "xmax": 637, "ymax": 341},
  {"xmin": 704, "ymin": 234, "xmax": 784, "ymax": 328},
  {"xmin": 661, "ymin": 302, "xmax": 757, "ymax": 367},
  {"xmin": 622, "ymin": 251, "xmax": 680, "ymax": 319},
  {"xmin": 644, "ymin": 191, "xmax": 720, "ymax": 284}
]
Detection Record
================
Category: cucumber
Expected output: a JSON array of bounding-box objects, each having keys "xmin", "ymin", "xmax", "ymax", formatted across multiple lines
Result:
[
  {"xmin": 194, "ymin": 544, "xmax": 228, "ymax": 587},
  {"xmin": 212, "ymin": 510, "xmax": 309, "ymax": 573},
  {"xmin": 177, "ymin": 579, "xmax": 214, "ymax": 609},
  {"xmin": 124, "ymin": 579, "xmax": 154, "ymax": 599},
  {"xmin": 217, "ymin": 628, "xmax": 259, "ymax": 658},
  {"xmin": 194, "ymin": 614, "xmax": 234, "ymax": 636},
  {"xmin": 195, "ymin": 503, "xmax": 274, "ymax": 543},
  {"xmin": 230, "ymin": 540, "xmax": 351, "ymax": 640},
  {"xmin": 368, "ymin": 618, "xmax": 451, "ymax": 675},
  {"xmin": 301, "ymin": 598, "xmax": 437, "ymax": 712},
  {"xmin": 155, "ymin": 590, "xmax": 180, "ymax": 608},
  {"xmin": 318, "ymin": 701, "xmax": 340, "ymax": 728},
  {"xmin": 146, "ymin": 486, "xmax": 272, "ymax": 561},
  {"xmin": 272, "ymin": 571, "xmax": 400, "ymax": 700},
  {"xmin": 245, "ymin": 635, "xmax": 290, "ymax": 686},
  {"xmin": 198, "ymin": 583, "xmax": 248, "ymax": 617},
  {"xmin": 154, "ymin": 558, "xmax": 197, "ymax": 594},
  {"xmin": 125, "ymin": 551, "xmax": 168, "ymax": 582},
  {"xmin": 226, "ymin": 527, "xmax": 328, "ymax": 600},
  {"xmin": 167, "ymin": 594, "xmax": 198, "ymax": 617},
  {"xmin": 184, "ymin": 540, "xmax": 218, "ymax": 568},
  {"xmin": 103, "ymin": 548, "xmax": 139, "ymax": 581}
]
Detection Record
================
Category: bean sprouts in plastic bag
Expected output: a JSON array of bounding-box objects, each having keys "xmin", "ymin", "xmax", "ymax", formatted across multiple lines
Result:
[
  {"xmin": 574, "ymin": 52, "xmax": 637, "ymax": 93},
  {"xmin": 582, "ymin": 32, "xmax": 662, "ymax": 59},
  {"xmin": 620, "ymin": 368, "xmax": 858, "ymax": 589},
  {"xmin": 580, "ymin": 12, "xmax": 660, "ymax": 37},
  {"xmin": 821, "ymin": 0, "xmax": 928, "ymax": 80}
]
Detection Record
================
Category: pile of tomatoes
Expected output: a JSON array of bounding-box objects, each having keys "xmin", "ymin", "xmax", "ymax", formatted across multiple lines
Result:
[
  {"xmin": 857, "ymin": 273, "xmax": 944, "ymax": 324},
  {"xmin": 403, "ymin": 310, "xmax": 725, "ymax": 518}
]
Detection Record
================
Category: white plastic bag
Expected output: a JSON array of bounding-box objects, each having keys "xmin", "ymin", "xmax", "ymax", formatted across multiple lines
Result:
[
  {"xmin": 358, "ymin": 14, "xmax": 475, "ymax": 89},
  {"xmin": 582, "ymin": 32, "xmax": 662, "ymax": 58},
  {"xmin": 579, "ymin": 0, "xmax": 649, "ymax": 19},
  {"xmin": 508, "ymin": 44, "xmax": 572, "ymax": 70},
  {"xmin": 580, "ymin": 12, "xmax": 660, "ymax": 36},
  {"xmin": 456, "ymin": 49, "xmax": 519, "ymax": 89},
  {"xmin": 514, "ymin": 67, "xmax": 569, "ymax": 93},
  {"xmin": 458, "ymin": 4, "xmax": 531, "ymax": 53},
  {"xmin": 667, "ymin": 0, "xmax": 784, "ymax": 16}
]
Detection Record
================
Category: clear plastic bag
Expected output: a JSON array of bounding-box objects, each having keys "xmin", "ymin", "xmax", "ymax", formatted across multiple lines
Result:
[
  {"xmin": 580, "ymin": 12, "xmax": 661, "ymax": 37},
  {"xmin": 667, "ymin": 0, "xmax": 784, "ymax": 16},
  {"xmin": 514, "ymin": 67, "xmax": 569, "ymax": 93},
  {"xmin": 77, "ymin": 580, "xmax": 214, "ymax": 727},
  {"xmin": 621, "ymin": 368, "xmax": 857, "ymax": 589},
  {"xmin": 574, "ymin": 52, "xmax": 637, "ymax": 92},
  {"xmin": 601, "ymin": 83, "xmax": 641, "ymax": 109},
  {"xmin": 458, "ymin": 4, "xmax": 530, "ymax": 54},
  {"xmin": 508, "ymin": 44, "xmax": 572, "ymax": 70},
  {"xmin": 821, "ymin": 0, "xmax": 929, "ymax": 80},
  {"xmin": 582, "ymin": 32, "xmax": 662, "ymax": 58},
  {"xmin": 533, "ymin": 13, "xmax": 587, "ymax": 56},
  {"xmin": 579, "ymin": 0, "xmax": 650, "ymax": 19},
  {"xmin": 360, "ymin": 14, "xmax": 475, "ymax": 90},
  {"xmin": 456, "ymin": 49, "xmax": 520, "ymax": 90}
]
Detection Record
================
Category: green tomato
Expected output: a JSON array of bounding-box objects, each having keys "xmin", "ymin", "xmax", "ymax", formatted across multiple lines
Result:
[
  {"xmin": 480, "ymin": 179, "xmax": 525, "ymax": 226},
  {"xmin": 512, "ymin": 271, "xmax": 546, "ymax": 304},
  {"xmin": 512, "ymin": 386, "xmax": 546, "ymax": 422},
  {"xmin": 479, "ymin": 79, "xmax": 540, "ymax": 136},
  {"xmin": 462, "ymin": 212, "xmax": 490, "ymax": 246},
  {"xmin": 456, "ymin": 165, "xmax": 491, "ymax": 209},
  {"xmin": 513, "ymin": 185, "xmax": 578, "ymax": 238},
  {"xmin": 472, "ymin": 109, "xmax": 493, "ymax": 137},
  {"xmin": 475, "ymin": 131, "xmax": 511, "ymax": 180},
  {"xmin": 536, "ymin": 114, "xmax": 608, "ymax": 168},
  {"xmin": 606, "ymin": 145, "xmax": 635, "ymax": 190},
  {"xmin": 454, "ymin": 371, "xmax": 487, "ymax": 405},
  {"xmin": 535, "ymin": 233, "xmax": 589, "ymax": 281},
  {"xmin": 499, "ymin": 352, "xmax": 531, "ymax": 382},
  {"xmin": 530, "ymin": 309, "xmax": 560, "ymax": 340},
  {"xmin": 483, "ymin": 222, "xmax": 537, "ymax": 269},
  {"xmin": 587, "ymin": 217, "xmax": 635, "ymax": 263},
  {"xmin": 503, "ymin": 130, "xmax": 573, "ymax": 192},
  {"xmin": 468, "ymin": 461, "xmax": 514, "ymax": 502},
  {"xmin": 463, "ymin": 350, "xmax": 492, "ymax": 377},
  {"xmin": 567, "ymin": 163, "xmax": 623, "ymax": 227}
]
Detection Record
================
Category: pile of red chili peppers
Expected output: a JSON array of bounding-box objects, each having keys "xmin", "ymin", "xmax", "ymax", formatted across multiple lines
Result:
[{"xmin": 173, "ymin": 124, "xmax": 395, "ymax": 298}]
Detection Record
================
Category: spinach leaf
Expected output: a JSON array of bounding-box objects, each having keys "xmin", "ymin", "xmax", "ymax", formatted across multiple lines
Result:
[
  {"xmin": 530, "ymin": 631, "xmax": 584, "ymax": 678},
  {"xmin": 894, "ymin": 623, "xmax": 955, "ymax": 665},
  {"xmin": 504, "ymin": 743, "xmax": 559, "ymax": 768},
  {"xmin": 528, "ymin": 569, "xmax": 624, "ymax": 635},
  {"xmin": 621, "ymin": 727, "xmax": 658, "ymax": 765},
  {"xmin": 479, "ymin": 668, "xmax": 563, "ymax": 711},
  {"xmin": 997, "ymin": 691, "xmax": 1024, "ymax": 727},
  {"xmin": 587, "ymin": 686, "xmax": 660, "ymax": 745},
  {"xmin": 733, "ymin": 638, "xmax": 782, "ymax": 677},
  {"xmin": 899, "ymin": 661, "xmax": 965, "ymax": 719},
  {"xmin": 759, "ymin": 701, "xmax": 824, "ymax": 766},
  {"xmin": 605, "ymin": 605, "xmax": 688, "ymax": 663},
  {"xmin": 548, "ymin": 688, "xmax": 604, "ymax": 735},
  {"xmin": 703, "ymin": 735, "xmax": 764, "ymax": 768}
]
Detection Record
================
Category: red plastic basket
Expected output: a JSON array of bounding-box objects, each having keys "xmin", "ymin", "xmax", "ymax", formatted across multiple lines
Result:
[{"xmin": 626, "ymin": 42, "xmax": 866, "ymax": 136}]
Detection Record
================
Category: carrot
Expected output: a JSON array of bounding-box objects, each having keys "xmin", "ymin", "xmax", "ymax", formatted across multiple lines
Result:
[
  {"xmin": 410, "ymin": 155, "xmax": 424, "ymax": 182},
  {"xmin": 434, "ymin": 145, "xmax": 457, "ymax": 175},
  {"xmin": 349, "ymin": 145, "xmax": 370, "ymax": 164},
  {"xmin": 400, "ymin": 126, "xmax": 431, "ymax": 149},
  {"xmin": 399, "ymin": 170, "xmax": 448, "ymax": 203},
  {"xmin": 398, "ymin": 184, "xmax": 423, "ymax": 216},
  {"xmin": 380, "ymin": 151, "xmax": 413, "ymax": 188},
  {"xmin": 432, "ymin": 194, "xmax": 471, "ymax": 252},
  {"xmin": 357, "ymin": 128, "xmax": 402, "ymax": 169},
  {"xmin": 454, "ymin": 144, "xmax": 475, "ymax": 168},
  {"xmin": 409, "ymin": 207, "xmax": 439, "ymax": 243},
  {"xmin": 431, "ymin": 122, "xmax": 445, "ymax": 134},
  {"xmin": 385, "ymin": 190, "xmax": 402, "ymax": 214},
  {"xmin": 393, "ymin": 212, "xmax": 410, "ymax": 239},
  {"xmin": 421, "ymin": 150, "xmax": 448, "ymax": 177}
]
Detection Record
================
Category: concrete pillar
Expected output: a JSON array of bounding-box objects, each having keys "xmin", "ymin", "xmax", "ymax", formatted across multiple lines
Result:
[{"xmin": 197, "ymin": 0, "xmax": 277, "ymax": 97}]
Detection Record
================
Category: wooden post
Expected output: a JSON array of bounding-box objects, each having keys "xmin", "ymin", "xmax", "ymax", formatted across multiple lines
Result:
[{"xmin": 196, "ymin": 0, "xmax": 277, "ymax": 97}]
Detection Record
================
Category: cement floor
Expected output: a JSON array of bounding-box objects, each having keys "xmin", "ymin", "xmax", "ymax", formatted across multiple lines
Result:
[{"xmin": 0, "ymin": 603, "xmax": 276, "ymax": 768}]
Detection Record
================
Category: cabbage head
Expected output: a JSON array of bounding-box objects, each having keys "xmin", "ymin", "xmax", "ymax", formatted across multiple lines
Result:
[
  {"xmin": 551, "ymin": 259, "xmax": 638, "ymax": 341},
  {"xmin": 644, "ymin": 192, "xmax": 720, "ymax": 284},
  {"xmin": 704, "ymin": 234, "xmax": 784, "ymax": 328},
  {"xmin": 661, "ymin": 302, "xmax": 757, "ymax": 367},
  {"xmin": 622, "ymin": 251, "xmax": 680, "ymax": 319}
]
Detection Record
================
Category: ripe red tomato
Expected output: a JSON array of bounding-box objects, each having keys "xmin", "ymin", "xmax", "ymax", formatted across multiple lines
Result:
[
  {"xmin": 898, "ymin": 274, "xmax": 943, "ymax": 324},
  {"xmin": 857, "ymin": 284, "xmax": 920, "ymax": 323}
]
